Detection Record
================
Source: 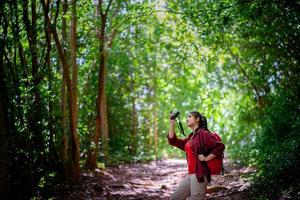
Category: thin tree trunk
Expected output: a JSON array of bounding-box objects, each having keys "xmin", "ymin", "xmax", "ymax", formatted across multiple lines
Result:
[
  {"xmin": 153, "ymin": 55, "xmax": 158, "ymax": 159},
  {"xmin": 100, "ymin": 80, "xmax": 109, "ymax": 160},
  {"xmin": 61, "ymin": 0, "xmax": 69, "ymax": 179},
  {"xmin": 154, "ymin": 104, "xmax": 158, "ymax": 159},
  {"xmin": 22, "ymin": 0, "xmax": 45, "ymax": 191},
  {"xmin": 86, "ymin": 3, "xmax": 102, "ymax": 169},
  {"xmin": 147, "ymin": 73, "xmax": 153, "ymax": 151},
  {"xmin": 148, "ymin": 104, "xmax": 152, "ymax": 151},
  {"xmin": 70, "ymin": 0, "xmax": 79, "ymax": 178},
  {"xmin": 71, "ymin": 0, "xmax": 78, "ymax": 134},
  {"xmin": 86, "ymin": 0, "xmax": 112, "ymax": 169},
  {"xmin": 43, "ymin": 0, "xmax": 56, "ymax": 169},
  {"xmin": 130, "ymin": 71, "xmax": 138, "ymax": 155},
  {"xmin": 89, "ymin": 8, "xmax": 109, "ymax": 167},
  {"xmin": 52, "ymin": 27, "xmax": 80, "ymax": 181},
  {"xmin": 9, "ymin": 1, "xmax": 27, "ymax": 126},
  {"xmin": 98, "ymin": 0, "xmax": 111, "ymax": 161},
  {"xmin": 41, "ymin": 0, "xmax": 80, "ymax": 181}
]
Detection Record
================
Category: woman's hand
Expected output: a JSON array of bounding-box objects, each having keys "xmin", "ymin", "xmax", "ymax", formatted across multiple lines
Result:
[
  {"xmin": 198, "ymin": 154, "xmax": 207, "ymax": 162},
  {"xmin": 198, "ymin": 153, "xmax": 216, "ymax": 162},
  {"xmin": 169, "ymin": 113, "xmax": 176, "ymax": 127},
  {"xmin": 168, "ymin": 113, "xmax": 176, "ymax": 138}
]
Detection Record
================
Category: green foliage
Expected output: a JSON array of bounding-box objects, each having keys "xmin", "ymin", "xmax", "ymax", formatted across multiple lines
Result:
[{"xmin": 249, "ymin": 85, "xmax": 300, "ymax": 199}]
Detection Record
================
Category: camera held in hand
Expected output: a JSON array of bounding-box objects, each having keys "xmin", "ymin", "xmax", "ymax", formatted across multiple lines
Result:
[
  {"xmin": 170, "ymin": 110, "xmax": 180, "ymax": 120},
  {"xmin": 170, "ymin": 110, "xmax": 185, "ymax": 136}
]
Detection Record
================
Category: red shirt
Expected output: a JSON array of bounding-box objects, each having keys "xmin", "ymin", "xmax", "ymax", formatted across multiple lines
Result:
[{"xmin": 184, "ymin": 141, "xmax": 197, "ymax": 174}]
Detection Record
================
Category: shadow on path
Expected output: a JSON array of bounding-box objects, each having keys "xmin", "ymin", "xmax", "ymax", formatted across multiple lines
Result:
[{"xmin": 53, "ymin": 158, "xmax": 255, "ymax": 200}]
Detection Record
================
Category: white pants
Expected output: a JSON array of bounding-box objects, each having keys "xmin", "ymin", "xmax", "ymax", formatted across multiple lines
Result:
[{"xmin": 170, "ymin": 174, "xmax": 208, "ymax": 200}]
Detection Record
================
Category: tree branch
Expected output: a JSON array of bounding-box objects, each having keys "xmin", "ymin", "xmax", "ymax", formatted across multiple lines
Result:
[
  {"xmin": 105, "ymin": 0, "xmax": 113, "ymax": 16},
  {"xmin": 54, "ymin": 0, "xmax": 61, "ymax": 26},
  {"xmin": 99, "ymin": 0, "xmax": 104, "ymax": 17}
]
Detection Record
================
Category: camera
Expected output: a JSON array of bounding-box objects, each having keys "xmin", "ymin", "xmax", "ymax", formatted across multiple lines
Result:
[
  {"xmin": 170, "ymin": 110, "xmax": 180, "ymax": 120},
  {"xmin": 169, "ymin": 110, "xmax": 185, "ymax": 136}
]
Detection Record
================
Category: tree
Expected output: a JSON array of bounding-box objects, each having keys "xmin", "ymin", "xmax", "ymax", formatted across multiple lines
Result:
[
  {"xmin": 42, "ymin": 0, "xmax": 80, "ymax": 181},
  {"xmin": 86, "ymin": 0, "xmax": 113, "ymax": 169}
]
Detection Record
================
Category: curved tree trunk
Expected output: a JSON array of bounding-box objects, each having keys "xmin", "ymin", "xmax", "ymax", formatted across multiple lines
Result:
[{"xmin": 41, "ymin": 0, "xmax": 80, "ymax": 181}]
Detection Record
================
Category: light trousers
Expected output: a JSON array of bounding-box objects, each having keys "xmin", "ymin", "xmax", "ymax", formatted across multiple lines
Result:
[{"xmin": 170, "ymin": 174, "xmax": 208, "ymax": 200}]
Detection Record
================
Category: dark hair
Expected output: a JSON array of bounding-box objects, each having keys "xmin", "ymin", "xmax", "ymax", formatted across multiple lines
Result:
[{"xmin": 189, "ymin": 111, "xmax": 209, "ymax": 131}]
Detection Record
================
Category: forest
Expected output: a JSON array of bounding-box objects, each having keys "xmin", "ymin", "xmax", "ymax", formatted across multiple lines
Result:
[{"xmin": 0, "ymin": 0, "xmax": 299, "ymax": 199}]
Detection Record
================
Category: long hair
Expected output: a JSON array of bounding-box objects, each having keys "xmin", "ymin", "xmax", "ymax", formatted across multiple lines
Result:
[{"xmin": 189, "ymin": 111, "xmax": 210, "ymax": 132}]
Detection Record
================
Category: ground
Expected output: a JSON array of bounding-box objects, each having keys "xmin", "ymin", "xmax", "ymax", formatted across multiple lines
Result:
[{"xmin": 52, "ymin": 157, "xmax": 256, "ymax": 200}]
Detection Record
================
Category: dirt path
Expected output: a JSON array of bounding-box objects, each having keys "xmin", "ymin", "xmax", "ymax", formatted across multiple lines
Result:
[{"xmin": 53, "ymin": 158, "xmax": 256, "ymax": 200}]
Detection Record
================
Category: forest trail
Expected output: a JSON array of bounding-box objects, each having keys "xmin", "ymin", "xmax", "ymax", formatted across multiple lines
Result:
[{"xmin": 53, "ymin": 157, "xmax": 255, "ymax": 200}]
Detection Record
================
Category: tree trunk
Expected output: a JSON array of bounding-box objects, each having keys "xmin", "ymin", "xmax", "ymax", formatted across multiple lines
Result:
[
  {"xmin": 148, "ymin": 104, "xmax": 153, "ymax": 151},
  {"xmin": 89, "ymin": 11, "xmax": 109, "ymax": 167},
  {"xmin": 71, "ymin": 0, "xmax": 78, "ymax": 134},
  {"xmin": 70, "ymin": 0, "xmax": 79, "ymax": 179},
  {"xmin": 154, "ymin": 104, "xmax": 158, "ymax": 159},
  {"xmin": 22, "ymin": 0, "xmax": 45, "ymax": 192},
  {"xmin": 86, "ymin": 3, "xmax": 102, "ymax": 169},
  {"xmin": 153, "ymin": 60, "xmax": 158, "ymax": 159},
  {"xmin": 86, "ymin": 0, "xmax": 112, "ymax": 169},
  {"xmin": 42, "ymin": 1, "xmax": 80, "ymax": 181},
  {"xmin": 61, "ymin": 0, "xmax": 69, "ymax": 179},
  {"xmin": 100, "ymin": 79, "xmax": 109, "ymax": 160},
  {"xmin": 43, "ymin": 0, "xmax": 56, "ymax": 169},
  {"xmin": 98, "ymin": 2, "xmax": 110, "ymax": 161},
  {"xmin": 52, "ymin": 27, "xmax": 80, "ymax": 181},
  {"xmin": 147, "ymin": 76, "xmax": 153, "ymax": 152},
  {"xmin": 130, "ymin": 65, "xmax": 138, "ymax": 155}
]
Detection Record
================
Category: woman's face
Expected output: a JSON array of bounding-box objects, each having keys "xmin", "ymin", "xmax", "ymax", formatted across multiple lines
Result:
[{"xmin": 186, "ymin": 113, "xmax": 199, "ymax": 128}]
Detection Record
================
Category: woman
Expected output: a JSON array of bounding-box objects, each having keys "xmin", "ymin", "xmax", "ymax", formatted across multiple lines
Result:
[{"xmin": 167, "ymin": 111, "xmax": 225, "ymax": 200}]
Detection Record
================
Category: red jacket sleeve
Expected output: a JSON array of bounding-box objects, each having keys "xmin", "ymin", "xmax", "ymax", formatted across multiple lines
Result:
[
  {"xmin": 167, "ymin": 133, "xmax": 189, "ymax": 151},
  {"xmin": 203, "ymin": 131, "xmax": 225, "ymax": 158}
]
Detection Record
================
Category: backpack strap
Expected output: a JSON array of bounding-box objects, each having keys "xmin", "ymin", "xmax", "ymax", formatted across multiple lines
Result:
[{"xmin": 221, "ymin": 152, "xmax": 225, "ymax": 175}]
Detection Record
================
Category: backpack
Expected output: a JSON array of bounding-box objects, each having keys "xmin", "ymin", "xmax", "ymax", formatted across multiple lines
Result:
[{"xmin": 200, "ymin": 131, "xmax": 224, "ymax": 175}]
